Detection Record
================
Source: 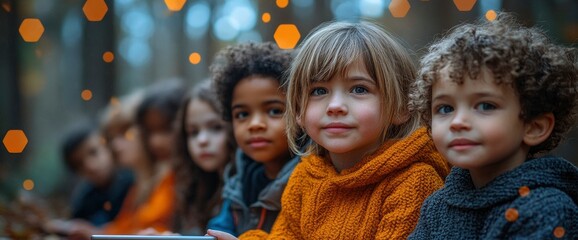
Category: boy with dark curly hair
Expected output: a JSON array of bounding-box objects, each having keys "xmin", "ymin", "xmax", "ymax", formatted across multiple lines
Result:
[
  {"xmin": 408, "ymin": 13, "xmax": 578, "ymax": 239},
  {"xmin": 206, "ymin": 42, "xmax": 299, "ymax": 236}
]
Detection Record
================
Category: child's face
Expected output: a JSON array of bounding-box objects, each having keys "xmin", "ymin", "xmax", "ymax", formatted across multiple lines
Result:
[
  {"xmin": 108, "ymin": 125, "xmax": 147, "ymax": 168},
  {"xmin": 142, "ymin": 108, "xmax": 176, "ymax": 161},
  {"xmin": 185, "ymin": 99, "xmax": 230, "ymax": 172},
  {"xmin": 70, "ymin": 133, "xmax": 114, "ymax": 187},
  {"xmin": 431, "ymin": 67, "xmax": 528, "ymax": 172},
  {"xmin": 231, "ymin": 76, "xmax": 291, "ymax": 164},
  {"xmin": 301, "ymin": 59, "xmax": 385, "ymax": 159}
]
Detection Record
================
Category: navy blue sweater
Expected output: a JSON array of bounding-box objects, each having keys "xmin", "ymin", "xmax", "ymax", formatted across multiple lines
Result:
[{"xmin": 409, "ymin": 156, "xmax": 578, "ymax": 239}]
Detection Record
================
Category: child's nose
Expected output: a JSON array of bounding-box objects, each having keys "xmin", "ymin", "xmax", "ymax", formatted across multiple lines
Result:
[
  {"xmin": 197, "ymin": 131, "xmax": 209, "ymax": 145},
  {"xmin": 449, "ymin": 110, "xmax": 471, "ymax": 131},
  {"xmin": 326, "ymin": 93, "xmax": 348, "ymax": 116},
  {"xmin": 248, "ymin": 113, "xmax": 266, "ymax": 131}
]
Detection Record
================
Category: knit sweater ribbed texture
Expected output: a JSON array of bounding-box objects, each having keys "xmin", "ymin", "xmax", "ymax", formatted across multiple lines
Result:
[
  {"xmin": 408, "ymin": 156, "xmax": 578, "ymax": 239},
  {"xmin": 240, "ymin": 127, "xmax": 450, "ymax": 239}
]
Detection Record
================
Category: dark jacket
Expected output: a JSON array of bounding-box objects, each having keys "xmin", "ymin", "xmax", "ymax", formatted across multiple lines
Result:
[
  {"xmin": 206, "ymin": 149, "xmax": 300, "ymax": 236},
  {"xmin": 409, "ymin": 156, "xmax": 578, "ymax": 239},
  {"xmin": 71, "ymin": 168, "xmax": 133, "ymax": 226}
]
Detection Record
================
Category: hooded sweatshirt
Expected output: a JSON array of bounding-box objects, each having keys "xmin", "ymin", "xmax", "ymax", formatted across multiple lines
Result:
[
  {"xmin": 240, "ymin": 127, "xmax": 450, "ymax": 239},
  {"xmin": 408, "ymin": 156, "xmax": 578, "ymax": 240},
  {"xmin": 207, "ymin": 149, "xmax": 300, "ymax": 236}
]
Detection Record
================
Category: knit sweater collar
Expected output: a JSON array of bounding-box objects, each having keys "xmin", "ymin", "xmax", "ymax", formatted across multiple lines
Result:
[
  {"xmin": 440, "ymin": 156, "xmax": 578, "ymax": 209},
  {"xmin": 301, "ymin": 127, "xmax": 448, "ymax": 188}
]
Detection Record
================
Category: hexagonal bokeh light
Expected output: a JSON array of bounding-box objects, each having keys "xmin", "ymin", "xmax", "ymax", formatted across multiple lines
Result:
[
  {"xmin": 164, "ymin": 0, "xmax": 187, "ymax": 12},
  {"xmin": 83, "ymin": 0, "xmax": 108, "ymax": 21},
  {"xmin": 453, "ymin": 0, "xmax": 477, "ymax": 11},
  {"xmin": 19, "ymin": 18, "xmax": 44, "ymax": 42},
  {"xmin": 389, "ymin": 0, "xmax": 410, "ymax": 18},
  {"xmin": 3, "ymin": 130, "xmax": 28, "ymax": 153},
  {"xmin": 274, "ymin": 24, "xmax": 301, "ymax": 50}
]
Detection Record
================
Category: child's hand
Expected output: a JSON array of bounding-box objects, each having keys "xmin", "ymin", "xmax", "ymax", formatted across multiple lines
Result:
[{"xmin": 206, "ymin": 229, "xmax": 238, "ymax": 240}]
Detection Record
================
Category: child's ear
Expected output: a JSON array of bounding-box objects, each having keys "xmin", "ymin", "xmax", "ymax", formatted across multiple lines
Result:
[
  {"xmin": 296, "ymin": 115, "xmax": 303, "ymax": 127},
  {"xmin": 523, "ymin": 113, "xmax": 554, "ymax": 146}
]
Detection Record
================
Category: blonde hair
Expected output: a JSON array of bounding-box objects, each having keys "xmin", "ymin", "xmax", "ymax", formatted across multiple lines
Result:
[{"xmin": 285, "ymin": 21, "xmax": 420, "ymax": 156}]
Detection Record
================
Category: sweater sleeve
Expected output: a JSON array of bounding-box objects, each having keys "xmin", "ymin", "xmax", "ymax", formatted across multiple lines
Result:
[
  {"xmin": 504, "ymin": 188, "xmax": 578, "ymax": 239},
  {"xmin": 239, "ymin": 165, "xmax": 306, "ymax": 240},
  {"xmin": 376, "ymin": 164, "xmax": 444, "ymax": 239}
]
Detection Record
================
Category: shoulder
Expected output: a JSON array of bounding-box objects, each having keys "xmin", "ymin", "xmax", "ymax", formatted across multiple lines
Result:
[
  {"xmin": 504, "ymin": 187, "xmax": 578, "ymax": 238},
  {"xmin": 393, "ymin": 163, "xmax": 445, "ymax": 191},
  {"xmin": 515, "ymin": 187, "xmax": 577, "ymax": 216}
]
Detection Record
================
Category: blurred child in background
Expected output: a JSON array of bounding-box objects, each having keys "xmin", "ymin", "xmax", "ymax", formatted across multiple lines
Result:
[
  {"xmin": 101, "ymin": 81, "xmax": 186, "ymax": 234},
  {"xmin": 171, "ymin": 80, "xmax": 236, "ymax": 235},
  {"xmin": 43, "ymin": 122, "xmax": 133, "ymax": 236}
]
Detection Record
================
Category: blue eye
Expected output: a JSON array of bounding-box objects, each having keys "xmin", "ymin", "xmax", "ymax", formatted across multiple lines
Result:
[
  {"xmin": 268, "ymin": 108, "xmax": 284, "ymax": 116},
  {"xmin": 352, "ymin": 86, "xmax": 368, "ymax": 94},
  {"xmin": 436, "ymin": 105, "xmax": 453, "ymax": 114},
  {"xmin": 311, "ymin": 87, "xmax": 327, "ymax": 96},
  {"xmin": 476, "ymin": 102, "xmax": 496, "ymax": 111}
]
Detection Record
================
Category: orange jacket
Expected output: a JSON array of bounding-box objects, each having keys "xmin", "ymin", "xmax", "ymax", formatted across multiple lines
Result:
[
  {"xmin": 104, "ymin": 171, "xmax": 176, "ymax": 234},
  {"xmin": 240, "ymin": 127, "xmax": 450, "ymax": 239}
]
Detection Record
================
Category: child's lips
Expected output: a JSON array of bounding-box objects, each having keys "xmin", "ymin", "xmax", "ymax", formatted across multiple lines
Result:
[
  {"xmin": 322, "ymin": 122, "xmax": 353, "ymax": 134},
  {"xmin": 247, "ymin": 137, "xmax": 271, "ymax": 148},
  {"xmin": 448, "ymin": 138, "xmax": 479, "ymax": 150}
]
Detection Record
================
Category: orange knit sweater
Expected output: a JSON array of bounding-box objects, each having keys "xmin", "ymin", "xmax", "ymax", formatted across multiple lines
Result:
[{"xmin": 239, "ymin": 127, "xmax": 450, "ymax": 239}]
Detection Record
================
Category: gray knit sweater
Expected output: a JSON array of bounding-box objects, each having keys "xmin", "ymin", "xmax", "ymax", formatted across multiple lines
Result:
[{"xmin": 408, "ymin": 156, "xmax": 578, "ymax": 239}]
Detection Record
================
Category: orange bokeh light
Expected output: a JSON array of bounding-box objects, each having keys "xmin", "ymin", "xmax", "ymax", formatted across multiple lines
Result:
[
  {"xmin": 262, "ymin": 12, "xmax": 271, "ymax": 23},
  {"xmin": 276, "ymin": 0, "xmax": 289, "ymax": 8},
  {"xmin": 103, "ymin": 201, "xmax": 112, "ymax": 211},
  {"xmin": 453, "ymin": 0, "xmax": 477, "ymax": 11},
  {"xmin": 23, "ymin": 179, "xmax": 34, "ymax": 191},
  {"xmin": 103, "ymin": 51, "xmax": 115, "ymax": 63},
  {"xmin": 553, "ymin": 226, "xmax": 565, "ymax": 238},
  {"xmin": 389, "ymin": 0, "xmax": 411, "ymax": 18},
  {"xmin": 19, "ymin": 18, "xmax": 44, "ymax": 43},
  {"xmin": 274, "ymin": 24, "xmax": 300, "ymax": 50},
  {"xmin": 518, "ymin": 186, "xmax": 530, "ymax": 197},
  {"xmin": 83, "ymin": 0, "xmax": 108, "ymax": 22},
  {"xmin": 81, "ymin": 89, "xmax": 93, "ymax": 101},
  {"xmin": 110, "ymin": 96, "xmax": 120, "ymax": 106},
  {"xmin": 189, "ymin": 52, "xmax": 201, "ymax": 65},
  {"xmin": 3, "ymin": 130, "xmax": 28, "ymax": 154},
  {"xmin": 504, "ymin": 208, "xmax": 518, "ymax": 222},
  {"xmin": 485, "ymin": 10, "xmax": 497, "ymax": 21},
  {"xmin": 164, "ymin": 0, "xmax": 187, "ymax": 11}
]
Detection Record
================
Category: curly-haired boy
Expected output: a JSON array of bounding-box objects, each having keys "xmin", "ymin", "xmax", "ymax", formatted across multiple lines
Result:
[
  {"xmin": 206, "ymin": 42, "xmax": 299, "ymax": 236},
  {"xmin": 408, "ymin": 13, "xmax": 578, "ymax": 239}
]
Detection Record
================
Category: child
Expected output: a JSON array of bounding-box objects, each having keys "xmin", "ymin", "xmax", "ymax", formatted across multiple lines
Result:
[
  {"xmin": 100, "ymin": 86, "xmax": 180, "ymax": 235},
  {"xmin": 172, "ymin": 80, "xmax": 236, "ymax": 235},
  {"xmin": 209, "ymin": 21, "xmax": 450, "ymax": 239},
  {"xmin": 52, "ymin": 123, "xmax": 132, "ymax": 227},
  {"xmin": 408, "ymin": 13, "xmax": 578, "ymax": 239},
  {"xmin": 206, "ymin": 42, "xmax": 300, "ymax": 236}
]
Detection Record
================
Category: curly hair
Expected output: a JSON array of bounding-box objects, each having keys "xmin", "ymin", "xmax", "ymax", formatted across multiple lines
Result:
[
  {"xmin": 210, "ymin": 42, "xmax": 294, "ymax": 121},
  {"xmin": 409, "ymin": 13, "xmax": 578, "ymax": 156},
  {"xmin": 173, "ymin": 80, "xmax": 236, "ymax": 233}
]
